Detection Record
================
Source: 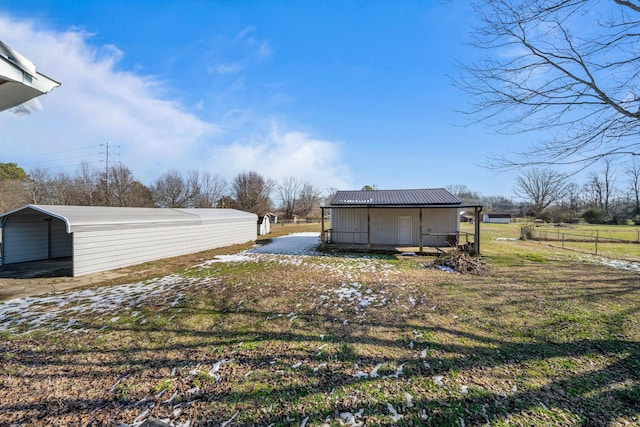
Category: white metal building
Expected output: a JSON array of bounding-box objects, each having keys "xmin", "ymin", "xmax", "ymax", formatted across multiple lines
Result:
[
  {"xmin": 257, "ymin": 215, "xmax": 271, "ymax": 235},
  {"xmin": 321, "ymin": 189, "xmax": 483, "ymax": 253},
  {"xmin": 0, "ymin": 205, "xmax": 257, "ymax": 276},
  {"xmin": 483, "ymin": 213, "xmax": 511, "ymax": 224}
]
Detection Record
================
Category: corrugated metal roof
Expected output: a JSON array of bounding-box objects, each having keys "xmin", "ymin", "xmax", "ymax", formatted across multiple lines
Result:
[
  {"xmin": 176, "ymin": 208, "xmax": 257, "ymax": 222},
  {"xmin": 329, "ymin": 188, "xmax": 461, "ymax": 206},
  {"xmin": 0, "ymin": 205, "xmax": 257, "ymax": 233}
]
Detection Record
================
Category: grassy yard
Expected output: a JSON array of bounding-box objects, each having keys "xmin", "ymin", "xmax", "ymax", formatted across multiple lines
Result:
[{"xmin": 1, "ymin": 223, "xmax": 639, "ymax": 426}]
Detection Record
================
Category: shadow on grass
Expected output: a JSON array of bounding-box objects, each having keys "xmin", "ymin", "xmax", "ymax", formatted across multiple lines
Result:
[
  {"xmin": 2, "ymin": 303, "xmax": 639, "ymax": 426},
  {"xmin": 1, "ymin": 253, "xmax": 639, "ymax": 426}
]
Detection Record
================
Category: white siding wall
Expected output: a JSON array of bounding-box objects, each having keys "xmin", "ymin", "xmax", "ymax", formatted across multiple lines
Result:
[
  {"xmin": 330, "ymin": 208, "xmax": 369, "ymax": 244},
  {"xmin": 420, "ymin": 208, "xmax": 459, "ymax": 246},
  {"xmin": 72, "ymin": 218, "xmax": 257, "ymax": 276},
  {"xmin": 331, "ymin": 207, "xmax": 459, "ymax": 246}
]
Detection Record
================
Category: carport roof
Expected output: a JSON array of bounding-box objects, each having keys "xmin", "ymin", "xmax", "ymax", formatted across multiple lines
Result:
[{"xmin": 0, "ymin": 205, "xmax": 257, "ymax": 233}]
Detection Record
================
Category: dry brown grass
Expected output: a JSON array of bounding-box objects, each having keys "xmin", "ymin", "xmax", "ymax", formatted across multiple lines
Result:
[{"xmin": 1, "ymin": 224, "xmax": 639, "ymax": 426}]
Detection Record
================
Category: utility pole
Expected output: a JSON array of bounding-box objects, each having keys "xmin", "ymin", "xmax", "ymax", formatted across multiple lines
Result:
[{"xmin": 103, "ymin": 142, "xmax": 111, "ymax": 205}]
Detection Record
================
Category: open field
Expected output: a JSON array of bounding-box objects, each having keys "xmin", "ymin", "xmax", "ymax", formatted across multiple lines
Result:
[
  {"xmin": 1, "ymin": 223, "xmax": 639, "ymax": 426},
  {"xmin": 468, "ymin": 222, "xmax": 640, "ymax": 263}
]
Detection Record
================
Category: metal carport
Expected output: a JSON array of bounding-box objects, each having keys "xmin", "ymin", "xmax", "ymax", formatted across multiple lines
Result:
[{"xmin": 0, "ymin": 205, "xmax": 257, "ymax": 277}]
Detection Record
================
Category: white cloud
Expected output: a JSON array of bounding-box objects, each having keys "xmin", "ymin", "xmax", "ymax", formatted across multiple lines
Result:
[
  {"xmin": 0, "ymin": 14, "xmax": 352, "ymax": 194},
  {"xmin": 211, "ymin": 124, "xmax": 352, "ymax": 192},
  {"xmin": 0, "ymin": 15, "xmax": 217, "ymax": 180}
]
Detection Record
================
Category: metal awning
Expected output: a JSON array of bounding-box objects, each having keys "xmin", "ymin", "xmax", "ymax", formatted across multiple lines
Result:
[{"xmin": 0, "ymin": 40, "xmax": 60, "ymax": 112}]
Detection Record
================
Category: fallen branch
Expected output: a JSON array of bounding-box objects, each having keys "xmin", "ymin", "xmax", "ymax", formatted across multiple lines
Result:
[{"xmin": 425, "ymin": 251, "xmax": 487, "ymax": 275}]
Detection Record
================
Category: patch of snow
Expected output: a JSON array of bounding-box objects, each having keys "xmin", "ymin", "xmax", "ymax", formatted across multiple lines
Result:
[
  {"xmin": 581, "ymin": 255, "xmax": 640, "ymax": 273},
  {"xmin": 220, "ymin": 410, "xmax": 240, "ymax": 427},
  {"xmin": 387, "ymin": 363, "xmax": 405, "ymax": 379},
  {"xmin": 369, "ymin": 363, "xmax": 383, "ymax": 378},
  {"xmin": 340, "ymin": 409, "xmax": 364, "ymax": 426},
  {"xmin": 404, "ymin": 391, "xmax": 414, "ymax": 407},
  {"xmin": 0, "ymin": 274, "xmax": 191, "ymax": 333},
  {"xmin": 248, "ymin": 232, "xmax": 321, "ymax": 255},
  {"xmin": 197, "ymin": 254, "xmax": 255, "ymax": 266},
  {"xmin": 387, "ymin": 403, "xmax": 403, "ymax": 422}
]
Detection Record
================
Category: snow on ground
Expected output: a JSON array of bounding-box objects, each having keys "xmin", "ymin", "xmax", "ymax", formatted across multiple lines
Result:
[
  {"xmin": 0, "ymin": 232, "xmax": 397, "ymax": 334},
  {"xmin": 248, "ymin": 232, "xmax": 322, "ymax": 255},
  {"xmin": 0, "ymin": 231, "xmax": 414, "ymax": 426},
  {"xmin": 0, "ymin": 274, "xmax": 194, "ymax": 333},
  {"xmin": 3, "ymin": 230, "xmax": 638, "ymax": 336},
  {"xmin": 195, "ymin": 233, "xmax": 321, "ymax": 268},
  {"xmin": 579, "ymin": 255, "xmax": 640, "ymax": 273}
]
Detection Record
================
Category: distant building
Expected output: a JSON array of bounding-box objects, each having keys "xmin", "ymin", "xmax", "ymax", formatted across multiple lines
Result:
[
  {"xmin": 258, "ymin": 215, "xmax": 271, "ymax": 235},
  {"xmin": 483, "ymin": 213, "xmax": 511, "ymax": 224}
]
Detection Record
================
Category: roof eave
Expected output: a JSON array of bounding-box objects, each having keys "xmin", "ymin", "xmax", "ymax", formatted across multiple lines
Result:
[
  {"xmin": 0, "ymin": 204, "xmax": 72, "ymax": 233},
  {"xmin": 324, "ymin": 203, "xmax": 478, "ymax": 209}
]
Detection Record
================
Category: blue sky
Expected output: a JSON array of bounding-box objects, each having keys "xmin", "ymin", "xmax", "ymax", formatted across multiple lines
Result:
[{"xmin": 0, "ymin": 0, "xmax": 522, "ymax": 197}]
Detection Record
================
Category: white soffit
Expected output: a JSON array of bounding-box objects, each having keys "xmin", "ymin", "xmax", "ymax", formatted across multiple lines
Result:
[{"xmin": 0, "ymin": 40, "xmax": 60, "ymax": 112}]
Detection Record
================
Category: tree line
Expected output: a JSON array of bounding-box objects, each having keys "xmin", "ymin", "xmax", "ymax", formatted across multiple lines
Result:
[
  {"xmin": 3, "ymin": 158, "xmax": 640, "ymax": 225},
  {"xmin": 447, "ymin": 159, "xmax": 640, "ymax": 224},
  {"xmin": 0, "ymin": 162, "xmax": 323, "ymax": 219}
]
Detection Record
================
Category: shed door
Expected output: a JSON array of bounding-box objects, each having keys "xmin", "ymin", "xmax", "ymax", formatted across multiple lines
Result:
[{"xmin": 398, "ymin": 216, "xmax": 412, "ymax": 245}]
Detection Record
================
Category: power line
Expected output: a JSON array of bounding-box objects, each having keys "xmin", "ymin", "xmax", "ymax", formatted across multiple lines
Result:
[
  {"xmin": 8, "ymin": 144, "xmax": 103, "ymax": 161},
  {"xmin": 5, "ymin": 144, "xmax": 118, "ymax": 174}
]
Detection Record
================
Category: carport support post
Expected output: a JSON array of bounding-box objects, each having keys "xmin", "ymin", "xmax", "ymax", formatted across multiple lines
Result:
[
  {"xmin": 474, "ymin": 206, "xmax": 482, "ymax": 255},
  {"xmin": 419, "ymin": 208, "xmax": 423, "ymax": 253},
  {"xmin": 0, "ymin": 217, "xmax": 5, "ymax": 261},
  {"xmin": 320, "ymin": 207, "xmax": 325, "ymax": 244},
  {"xmin": 367, "ymin": 207, "xmax": 371, "ymax": 249}
]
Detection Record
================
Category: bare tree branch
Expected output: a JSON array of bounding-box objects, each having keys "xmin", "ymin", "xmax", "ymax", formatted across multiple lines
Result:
[{"xmin": 457, "ymin": 0, "xmax": 640, "ymax": 169}]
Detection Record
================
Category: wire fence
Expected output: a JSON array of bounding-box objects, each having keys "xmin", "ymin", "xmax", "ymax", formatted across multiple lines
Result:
[{"xmin": 520, "ymin": 225, "xmax": 640, "ymax": 259}]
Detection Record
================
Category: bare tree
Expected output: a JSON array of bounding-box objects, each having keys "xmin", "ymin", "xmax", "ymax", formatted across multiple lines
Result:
[
  {"xmin": 625, "ymin": 159, "xmax": 640, "ymax": 215},
  {"xmin": 231, "ymin": 171, "xmax": 273, "ymax": 215},
  {"xmin": 481, "ymin": 195, "xmax": 518, "ymax": 213},
  {"xmin": 70, "ymin": 162, "xmax": 100, "ymax": 206},
  {"xmin": 446, "ymin": 184, "xmax": 481, "ymax": 204},
  {"xmin": 276, "ymin": 177, "xmax": 322, "ymax": 219},
  {"xmin": 152, "ymin": 170, "xmax": 191, "ymax": 208},
  {"xmin": 105, "ymin": 163, "xmax": 137, "ymax": 207},
  {"xmin": 26, "ymin": 168, "xmax": 74, "ymax": 205},
  {"xmin": 188, "ymin": 170, "xmax": 228, "ymax": 208},
  {"xmin": 585, "ymin": 159, "xmax": 617, "ymax": 215},
  {"xmin": 560, "ymin": 182, "xmax": 582, "ymax": 214},
  {"xmin": 296, "ymin": 182, "xmax": 322, "ymax": 218},
  {"xmin": 513, "ymin": 168, "xmax": 568, "ymax": 215},
  {"xmin": 458, "ymin": 0, "xmax": 640, "ymax": 169},
  {"xmin": 324, "ymin": 187, "xmax": 338, "ymax": 206},
  {"xmin": 277, "ymin": 177, "xmax": 301, "ymax": 219}
]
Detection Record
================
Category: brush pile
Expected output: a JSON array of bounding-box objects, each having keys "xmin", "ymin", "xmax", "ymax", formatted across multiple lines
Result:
[{"xmin": 425, "ymin": 250, "xmax": 487, "ymax": 275}]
